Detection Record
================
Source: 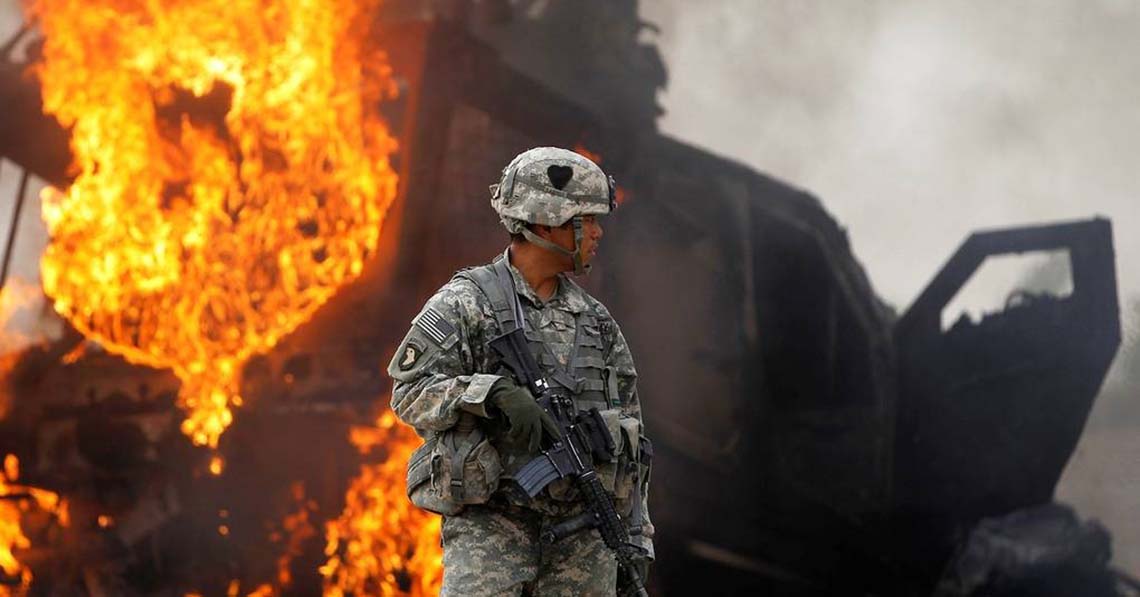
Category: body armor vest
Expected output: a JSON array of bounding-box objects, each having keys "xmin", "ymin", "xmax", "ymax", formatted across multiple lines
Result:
[{"xmin": 455, "ymin": 255, "xmax": 620, "ymax": 413}]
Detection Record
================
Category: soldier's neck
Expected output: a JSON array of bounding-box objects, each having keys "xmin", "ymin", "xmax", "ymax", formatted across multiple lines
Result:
[{"xmin": 508, "ymin": 243, "xmax": 562, "ymax": 301}]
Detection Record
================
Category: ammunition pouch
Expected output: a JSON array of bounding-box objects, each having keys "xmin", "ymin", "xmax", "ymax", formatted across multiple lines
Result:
[
  {"xmin": 406, "ymin": 415, "xmax": 503, "ymax": 516},
  {"xmin": 630, "ymin": 434, "xmax": 653, "ymax": 539},
  {"xmin": 547, "ymin": 408, "xmax": 642, "ymax": 508},
  {"xmin": 614, "ymin": 415, "xmax": 642, "ymax": 501}
]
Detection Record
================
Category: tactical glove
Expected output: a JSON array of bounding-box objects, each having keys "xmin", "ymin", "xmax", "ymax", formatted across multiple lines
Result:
[{"xmin": 488, "ymin": 378, "xmax": 560, "ymax": 453}]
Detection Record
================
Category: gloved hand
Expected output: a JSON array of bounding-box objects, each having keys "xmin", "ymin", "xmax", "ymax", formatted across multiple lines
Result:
[{"xmin": 488, "ymin": 378, "xmax": 560, "ymax": 452}]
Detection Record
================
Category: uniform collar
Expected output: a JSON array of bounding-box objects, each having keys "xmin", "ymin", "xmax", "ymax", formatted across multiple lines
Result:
[{"xmin": 502, "ymin": 248, "xmax": 587, "ymax": 313}]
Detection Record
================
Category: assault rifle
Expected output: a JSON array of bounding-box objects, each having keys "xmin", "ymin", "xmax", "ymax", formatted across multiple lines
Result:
[{"xmin": 490, "ymin": 326, "xmax": 650, "ymax": 597}]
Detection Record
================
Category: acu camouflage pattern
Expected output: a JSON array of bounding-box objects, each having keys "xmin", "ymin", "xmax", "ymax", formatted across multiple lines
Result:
[
  {"xmin": 491, "ymin": 146, "xmax": 614, "ymax": 231},
  {"xmin": 440, "ymin": 504, "xmax": 618, "ymax": 597},
  {"xmin": 388, "ymin": 252, "xmax": 652, "ymax": 596}
]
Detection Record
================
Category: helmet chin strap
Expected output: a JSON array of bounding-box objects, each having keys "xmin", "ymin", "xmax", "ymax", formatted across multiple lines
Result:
[{"xmin": 519, "ymin": 216, "xmax": 590, "ymax": 275}]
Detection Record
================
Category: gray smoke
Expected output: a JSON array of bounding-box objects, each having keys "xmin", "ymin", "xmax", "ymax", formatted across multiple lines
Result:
[
  {"xmin": 1, "ymin": 0, "xmax": 42, "ymax": 287},
  {"xmin": 642, "ymin": 0, "xmax": 1140, "ymax": 572}
]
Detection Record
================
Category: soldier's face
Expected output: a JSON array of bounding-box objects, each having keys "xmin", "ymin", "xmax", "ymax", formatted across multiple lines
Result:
[
  {"xmin": 579, "ymin": 215, "xmax": 603, "ymax": 263},
  {"xmin": 547, "ymin": 215, "xmax": 603, "ymax": 269}
]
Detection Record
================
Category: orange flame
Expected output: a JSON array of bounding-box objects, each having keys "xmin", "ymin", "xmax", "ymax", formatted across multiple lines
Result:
[
  {"xmin": 573, "ymin": 145, "xmax": 604, "ymax": 165},
  {"xmin": 273, "ymin": 481, "xmax": 318, "ymax": 589},
  {"xmin": 0, "ymin": 454, "xmax": 67, "ymax": 594},
  {"xmin": 322, "ymin": 410, "xmax": 442, "ymax": 596},
  {"xmin": 573, "ymin": 144, "xmax": 631, "ymax": 206},
  {"xmin": 187, "ymin": 582, "xmax": 274, "ymax": 597},
  {"xmin": 224, "ymin": 580, "xmax": 275, "ymax": 597},
  {"xmin": 25, "ymin": 0, "xmax": 399, "ymax": 448},
  {"xmin": 244, "ymin": 585, "xmax": 275, "ymax": 597}
]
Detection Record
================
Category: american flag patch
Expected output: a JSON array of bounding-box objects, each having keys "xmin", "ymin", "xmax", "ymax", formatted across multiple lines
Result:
[{"xmin": 413, "ymin": 307, "xmax": 457, "ymax": 346}]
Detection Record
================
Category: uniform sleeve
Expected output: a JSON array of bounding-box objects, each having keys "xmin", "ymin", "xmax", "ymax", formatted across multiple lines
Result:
[
  {"xmin": 606, "ymin": 316, "xmax": 655, "ymax": 559},
  {"xmin": 387, "ymin": 280, "xmax": 503, "ymax": 432}
]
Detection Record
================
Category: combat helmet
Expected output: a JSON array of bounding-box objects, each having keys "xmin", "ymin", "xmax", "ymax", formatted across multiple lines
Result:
[{"xmin": 490, "ymin": 146, "xmax": 616, "ymax": 275}]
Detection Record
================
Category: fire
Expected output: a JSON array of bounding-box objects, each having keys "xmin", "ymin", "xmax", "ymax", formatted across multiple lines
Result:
[
  {"xmin": 573, "ymin": 145, "xmax": 604, "ymax": 165},
  {"xmin": 25, "ymin": 0, "xmax": 399, "ymax": 448},
  {"xmin": 321, "ymin": 410, "xmax": 443, "ymax": 596},
  {"xmin": 186, "ymin": 582, "xmax": 274, "ymax": 597},
  {"xmin": 244, "ymin": 585, "xmax": 275, "ymax": 597},
  {"xmin": 0, "ymin": 454, "xmax": 67, "ymax": 594},
  {"xmin": 573, "ymin": 144, "xmax": 631, "ymax": 206},
  {"xmin": 273, "ymin": 481, "xmax": 318, "ymax": 589}
]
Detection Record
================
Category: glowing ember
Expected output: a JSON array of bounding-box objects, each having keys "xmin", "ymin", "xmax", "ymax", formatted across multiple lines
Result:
[
  {"xmin": 0, "ymin": 454, "xmax": 67, "ymax": 593},
  {"xmin": 187, "ymin": 585, "xmax": 273, "ymax": 597},
  {"xmin": 224, "ymin": 580, "xmax": 274, "ymax": 597},
  {"xmin": 25, "ymin": 0, "xmax": 399, "ymax": 448},
  {"xmin": 59, "ymin": 342, "xmax": 87, "ymax": 365},
  {"xmin": 245, "ymin": 585, "xmax": 275, "ymax": 597},
  {"xmin": 321, "ymin": 410, "xmax": 442, "ymax": 596},
  {"xmin": 269, "ymin": 481, "xmax": 317, "ymax": 589}
]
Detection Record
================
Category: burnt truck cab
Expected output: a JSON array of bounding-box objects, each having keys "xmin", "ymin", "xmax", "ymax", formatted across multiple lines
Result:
[{"xmin": 892, "ymin": 220, "xmax": 1121, "ymax": 582}]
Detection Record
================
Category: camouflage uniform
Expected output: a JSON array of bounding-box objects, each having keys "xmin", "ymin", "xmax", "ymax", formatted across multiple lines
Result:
[{"xmin": 389, "ymin": 252, "xmax": 653, "ymax": 596}]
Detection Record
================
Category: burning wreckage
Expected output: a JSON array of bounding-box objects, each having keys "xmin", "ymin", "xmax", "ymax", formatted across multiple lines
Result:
[{"xmin": 0, "ymin": 1, "xmax": 1135, "ymax": 595}]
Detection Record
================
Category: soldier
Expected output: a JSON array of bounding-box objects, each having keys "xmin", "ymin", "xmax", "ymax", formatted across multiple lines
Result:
[{"xmin": 388, "ymin": 147, "xmax": 653, "ymax": 596}]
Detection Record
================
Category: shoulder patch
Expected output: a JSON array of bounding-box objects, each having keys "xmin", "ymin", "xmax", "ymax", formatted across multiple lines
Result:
[
  {"xmin": 413, "ymin": 306, "xmax": 457, "ymax": 347},
  {"xmin": 397, "ymin": 339, "xmax": 426, "ymax": 371}
]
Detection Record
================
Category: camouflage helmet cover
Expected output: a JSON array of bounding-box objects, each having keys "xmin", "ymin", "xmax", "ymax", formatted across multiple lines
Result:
[{"xmin": 491, "ymin": 147, "xmax": 615, "ymax": 232}]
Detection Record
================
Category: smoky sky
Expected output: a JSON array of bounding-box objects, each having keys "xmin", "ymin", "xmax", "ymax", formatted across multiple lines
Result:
[
  {"xmin": 641, "ymin": 0, "xmax": 1140, "ymax": 572},
  {"xmin": 642, "ymin": 0, "xmax": 1140, "ymax": 324}
]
